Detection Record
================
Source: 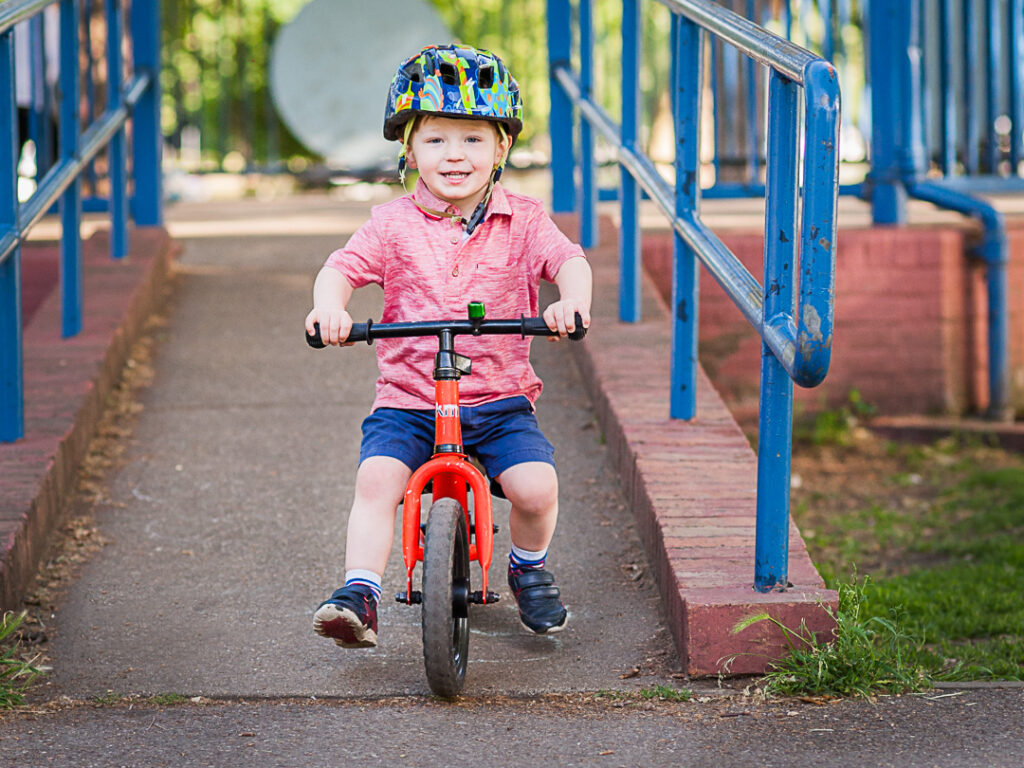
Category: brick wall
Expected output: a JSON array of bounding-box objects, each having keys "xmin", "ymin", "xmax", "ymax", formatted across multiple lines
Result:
[{"xmin": 641, "ymin": 221, "xmax": 1024, "ymax": 418}]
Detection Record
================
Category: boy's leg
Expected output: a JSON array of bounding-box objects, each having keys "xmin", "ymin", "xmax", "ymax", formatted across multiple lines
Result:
[
  {"xmin": 345, "ymin": 456, "xmax": 412, "ymax": 575},
  {"xmin": 497, "ymin": 461, "xmax": 559, "ymax": 552},
  {"xmin": 497, "ymin": 461, "xmax": 568, "ymax": 635},
  {"xmin": 314, "ymin": 456, "xmax": 411, "ymax": 648}
]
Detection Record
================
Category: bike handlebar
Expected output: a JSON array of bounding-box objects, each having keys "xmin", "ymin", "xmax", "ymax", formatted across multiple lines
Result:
[{"xmin": 306, "ymin": 313, "xmax": 587, "ymax": 349}]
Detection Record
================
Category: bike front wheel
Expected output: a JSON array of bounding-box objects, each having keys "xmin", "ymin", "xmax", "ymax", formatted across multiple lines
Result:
[{"xmin": 421, "ymin": 497, "xmax": 471, "ymax": 697}]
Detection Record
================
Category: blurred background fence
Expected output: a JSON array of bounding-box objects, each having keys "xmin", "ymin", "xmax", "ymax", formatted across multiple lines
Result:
[{"xmin": 156, "ymin": 0, "xmax": 865, "ymax": 178}]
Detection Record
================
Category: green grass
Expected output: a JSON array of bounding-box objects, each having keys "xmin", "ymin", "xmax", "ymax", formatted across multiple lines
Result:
[
  {"xmin": 638, "ymin": 684, "xmax": 692, "ymax": 702},
  {"xmin": 794, "ymin": 441, "xmax": 1024, "ymax": 689},
  {"xmin": 592, "ymin": 685, "xmax": 692, "ymax": 703},
  {"xmin": 0, "ymin": 612, "xmax": 42, "ymax": 709},
  {"xmin": 733, "ymin": 579, "xmax": 930, "ymax": 698}
]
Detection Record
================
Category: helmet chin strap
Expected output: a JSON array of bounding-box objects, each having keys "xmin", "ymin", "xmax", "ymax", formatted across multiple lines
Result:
[{"xmin": 409, "ymin": 167, "xmax": 499, "ymax": 235}]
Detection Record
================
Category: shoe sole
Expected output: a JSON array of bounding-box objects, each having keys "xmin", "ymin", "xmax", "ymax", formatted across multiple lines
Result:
[
  {"xmin": 519, "ymin": 612, "xmax": 568, "ymax": 635},
  {"xmin": 313, "ymin": 603, "xmax": 377, "ymax": 649}
]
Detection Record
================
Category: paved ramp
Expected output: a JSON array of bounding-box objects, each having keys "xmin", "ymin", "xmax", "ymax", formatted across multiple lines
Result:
[{"xmin": 38, "ymin": 195, "xmax": 680, "ymax": 700}]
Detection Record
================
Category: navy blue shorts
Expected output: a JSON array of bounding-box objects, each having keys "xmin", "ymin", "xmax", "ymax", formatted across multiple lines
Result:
[{"xmin": 359, "ymin": 396, "xmax": 555, "ymax": 482}]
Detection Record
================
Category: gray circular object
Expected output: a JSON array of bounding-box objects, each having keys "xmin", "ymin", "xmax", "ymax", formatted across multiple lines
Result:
[{"xmin": 270, "ymin": 0, "xmax": 451, "ymax": 171}]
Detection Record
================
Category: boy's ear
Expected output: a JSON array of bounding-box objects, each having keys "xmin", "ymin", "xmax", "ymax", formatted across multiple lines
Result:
[
  {"xmin": 405, "ymin": 148, "xmax": 417, "ymax": 169},
  {"xmin": 494, "ymin": 134, "xmax": 511, "ymax": 167}
]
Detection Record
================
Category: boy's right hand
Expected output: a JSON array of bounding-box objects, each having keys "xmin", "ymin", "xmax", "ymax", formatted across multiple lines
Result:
[{"xmin": 305, "ymin": 307, "xmax": 354, "ymax": 346}]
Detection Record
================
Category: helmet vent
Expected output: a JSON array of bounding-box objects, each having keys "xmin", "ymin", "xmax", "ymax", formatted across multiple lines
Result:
[
  {"xmin": 439, "ymin": 62, "xmax": 458, "ymax": 85},
  {"xmin": 477, "ymin": 65, "xmax": 494, "ymax": 90},
  {"xmin": 403, "ymin": 61, "xmax": 423, "ymax": 83}
]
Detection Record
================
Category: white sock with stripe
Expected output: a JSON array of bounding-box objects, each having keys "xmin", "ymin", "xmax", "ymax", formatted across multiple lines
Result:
[
  {"xmin": 509, "ymin": 544, "xmax": 547, "ymax": 571},
  {"xmin": 344, "ymin": 570, "xmax": 383, "ymax": 602}
]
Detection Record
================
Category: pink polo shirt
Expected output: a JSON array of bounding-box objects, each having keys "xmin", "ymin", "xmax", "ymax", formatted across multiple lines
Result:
[{"xmin": 324, "ymin": 179, "xmax": 585, "ymax": 411}]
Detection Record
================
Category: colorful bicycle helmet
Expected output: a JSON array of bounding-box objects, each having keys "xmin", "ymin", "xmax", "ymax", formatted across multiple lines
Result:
[{"xmin": 383, "ymin": 44, "xmax": 523, "ymax": 142}]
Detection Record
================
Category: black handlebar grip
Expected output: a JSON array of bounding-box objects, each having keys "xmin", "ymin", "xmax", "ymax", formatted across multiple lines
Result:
[
  {"xmin": 568, "ymin": 312, "xmax": 588, "ymax": 341},
  {"xmin": 306, "ymin": 323, "xmax": 326, "ymax": 349},
  {"xmin": 520, "ymin": 312, "xmax": 587, "ymax": 340},
  {"xmin": 306, "ymin": 321, "xmax": 371, "ymax": 348}
]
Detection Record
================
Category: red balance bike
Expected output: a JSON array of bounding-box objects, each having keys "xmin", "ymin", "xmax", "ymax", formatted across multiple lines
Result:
[{"xmin": 308, "ymin": 302, "xmax": 586, "ymax": 696}]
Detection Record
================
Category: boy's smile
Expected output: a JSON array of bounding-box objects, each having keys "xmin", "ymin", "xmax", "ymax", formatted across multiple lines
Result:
[{"xmin": 406, "ymin": 117, "xmax": 508, "ymax": 216}]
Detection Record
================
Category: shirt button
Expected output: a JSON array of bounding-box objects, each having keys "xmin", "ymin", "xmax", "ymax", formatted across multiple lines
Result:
[
  {"xmin": 452, "ymin": 266, "xmax": 459, "ymax": 277},
  {"xmin": 449, "ymin": 234, "xmax": 459, "ymax": 244}
]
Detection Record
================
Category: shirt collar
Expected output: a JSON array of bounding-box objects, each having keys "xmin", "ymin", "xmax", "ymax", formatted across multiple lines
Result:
[{"xmin": 411, "ymin": 178, "xmax": 512, "ymax": 223}]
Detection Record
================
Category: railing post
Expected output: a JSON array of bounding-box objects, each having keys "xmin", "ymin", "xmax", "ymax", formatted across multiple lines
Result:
[
  {"xmin": 1010, "ymin": 0, "xmax": 1024, "ymax": 170},
  {"xmin": 131, "ymin": 0, "xmax": 163, "ymax": 226},
  {"xmin": 547, "ymin": 0, "xmax": 575, "ymax": 213},
  {"xmin": 0, "ymin": 29, "xmax": 22, "ymax": 442},
  {"xmin": 985, "ymin": 0, "xmax": 1001, "ymax": 175},
  {"xmin": 867, "ymin": 0, "xmax": 926, "ymax": 224},
  {"xmin": 105, "ymin": 0, "xmax": 128, "ymax": 258},
  {"xmin": 754, "ymin": 71, "xmax": 800, "ymax": 593},
  {"xmin": 669, "ymin": 14, "xmax": 702, "ymax": 421},
  {"xmin": 578, "ymin": 0, "xmax": 598, "ymax": 248},
  {"xmin": 60, "ymin": 0, "xmax": 82, "ymax": 338},
  {"xmin": 619, "ymin": 0, "xmax": 641, "ymax": 323}
]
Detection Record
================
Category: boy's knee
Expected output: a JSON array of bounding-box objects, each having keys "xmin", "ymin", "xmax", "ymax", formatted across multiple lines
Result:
[
  {"xmin": 498, "ymin": 462, "xmax": 558, "ymax": 514},
  {"xmin": 355, "ymin": 456, "xmax": 410, "ymax": 501}
]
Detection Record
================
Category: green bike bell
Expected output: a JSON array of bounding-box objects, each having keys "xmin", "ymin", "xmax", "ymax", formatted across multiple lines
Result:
[{"xmin": 467, "ymin": 301, "xmax": 485, "ymax": 320}]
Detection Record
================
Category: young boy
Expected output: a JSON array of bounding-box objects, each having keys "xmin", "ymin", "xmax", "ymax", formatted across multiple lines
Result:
[{"xmin": 306, "ymin": 44, "xmax": 592, "ymax": 648}]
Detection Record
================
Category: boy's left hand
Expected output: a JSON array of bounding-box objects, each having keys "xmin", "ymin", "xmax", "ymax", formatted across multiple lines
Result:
[{"xmin": 542, "ymin": 300, "xmax": 591, "ymax": 341}]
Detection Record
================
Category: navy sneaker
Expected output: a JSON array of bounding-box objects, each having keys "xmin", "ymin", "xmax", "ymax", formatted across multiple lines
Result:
[
  {"xmin": 313, "ymin": 585, "xmax": 378, "ymax": 648},
  {"xmin": 508, "ymin": 565, "xmax": 568, "ymax": 634}
]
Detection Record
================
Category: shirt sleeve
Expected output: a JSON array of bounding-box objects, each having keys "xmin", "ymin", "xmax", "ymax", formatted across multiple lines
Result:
[
  {"xmin": 323, "ymin": 209, "xmax": 387, "ymax": 288},
  {"xmin": 523, "ymin": 204, "xmax": 586, "ymax": 283}
]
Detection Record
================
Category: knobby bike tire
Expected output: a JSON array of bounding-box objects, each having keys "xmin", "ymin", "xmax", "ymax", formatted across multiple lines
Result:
[{"xmin": 421, "ymin": 498, "xmax": 471, "ymax": 697}]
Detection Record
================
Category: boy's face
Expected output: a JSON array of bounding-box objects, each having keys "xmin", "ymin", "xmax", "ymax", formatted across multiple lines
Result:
[{"xmin": 406, "ymin": 116, "xmax": 509, "ymax": 214}]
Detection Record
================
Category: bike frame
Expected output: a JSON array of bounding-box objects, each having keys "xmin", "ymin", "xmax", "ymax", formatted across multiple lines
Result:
[{"xmin": 401, "ymin": 376, "xmax": 494, "ymax": 604}]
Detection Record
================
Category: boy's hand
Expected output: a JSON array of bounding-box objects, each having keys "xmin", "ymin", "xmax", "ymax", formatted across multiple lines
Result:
[
  {"xmin": 542, "ymin": 300, "xmax": 591, "ymax": 341},
  {"xmin": 305, "ymin": 307, "xmax": 354, "ymax": 346}
]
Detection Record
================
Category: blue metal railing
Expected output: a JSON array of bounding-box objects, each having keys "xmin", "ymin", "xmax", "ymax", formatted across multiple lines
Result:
[
  {"xmin": 867, "ymin": 0, "xmax": 1021, "ymax": 420},
  {"xmin": 548, "ymin": 0, "xmax": 840, "ymax": 592},
  {"xmin": 0, "ymin": 0, "xmax": 163, "ymax": 443},
  {"xmin": 703, "ymin": 0, "xmax": 862, "ymax": 199}
]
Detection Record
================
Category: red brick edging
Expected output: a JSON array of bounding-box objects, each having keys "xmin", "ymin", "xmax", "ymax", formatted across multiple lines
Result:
[
  {"xmin": 560, "ymin": 215, "xmax": 838, "ymax": 675},
  {"xmin": 0, "ymin": 228, "xmax": 176, "ymax": 612}
]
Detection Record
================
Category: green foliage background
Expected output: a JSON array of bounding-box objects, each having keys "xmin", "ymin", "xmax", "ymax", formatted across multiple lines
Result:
[{"xmin": 159, "ymin": 0, "xmax": 675, "ymax": 169}]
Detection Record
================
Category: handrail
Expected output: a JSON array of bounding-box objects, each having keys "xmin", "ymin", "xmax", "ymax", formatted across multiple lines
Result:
[
  {"xmin": 0, "ymin": 0, "xmax": 162, "ymax": 443},
  {"xmin": 554, "ymin": 63, "xmax": 838, "ymax": 387},
  {"xmin": 659, "ymin": 0, "xmax": 815, "ymax": 81},
  {"xmin": 548, "ymin": 0, "xmax": 840, "ymax": 592},
  {"xmin": 0, "ymin": 71, "xmax": 152, "ymax": 267}
]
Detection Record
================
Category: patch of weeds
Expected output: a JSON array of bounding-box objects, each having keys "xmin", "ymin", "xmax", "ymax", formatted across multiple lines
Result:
[
  {"xmin": 148, "ymin": 693, "xmax": 189, "ymax": 706},
  {"xmin": 795, "ymin": 390, "xmax": 876, "ymax": 447},
  {"xmin": 730, "ymin": 578, "xmax": 930, "ymax": 698},
  {"xmin": 592, "ymin": 686, "xmax": 692, "ymax": 704},
  {"xmin": 638, "ymin": 684, "xmax": 692, "ymax": 702},
  {"xmin": 91, "ymin": 692, "xmax": 123, "ymax": 707},
  {"xmin": 591, "ymin": 689, "xmax": 632, "ymax": 701},
  {"xmin": 1, "ymin": 612, "xmax": 42, "ymax": 709}
]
